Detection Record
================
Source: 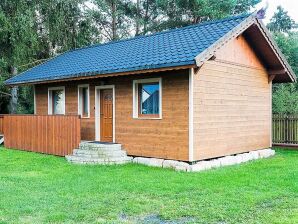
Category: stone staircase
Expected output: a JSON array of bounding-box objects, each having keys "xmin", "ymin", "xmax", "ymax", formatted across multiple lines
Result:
[{"xmin": 66, "ymin": 142, "xmax": 132, "ymax": 165}]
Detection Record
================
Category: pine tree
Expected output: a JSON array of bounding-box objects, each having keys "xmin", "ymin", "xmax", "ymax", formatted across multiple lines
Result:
[
  {"xmin": 267, "ymin": 6, "xmax": 295, "ymax": 32},
  {"xmin": 88, "ymin": 0, "xmax": 132, "ymax": 41}
]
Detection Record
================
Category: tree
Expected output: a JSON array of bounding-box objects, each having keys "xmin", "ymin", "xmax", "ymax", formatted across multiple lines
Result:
[
  {"xmin": 233, "ymin": 0, "xmax": 261, "ymax": 14},
  {"xmin": 268, "ymin": 7, "xmax": 298, "ymax": 114},
  {"xmin": 267, "ymin": 6, "xmax": 295, "ymax": 32},
  {"xmin": 153, "ymin": 0, "xmax": 260, "ymax": 31},
  {"xmin": 88, "ymin": 0, "xmax": 132, "ymax": 41},
  {"xmin": 0, "ymin": 0, "xmax": 40, "ymax": 113},
  {"xmin": 0, "ymin": 0, "xmax": 98, "ymax": 114},
  {"xmin": 128, "ymin": 0, "xmax": 160, "ymax": 36}
]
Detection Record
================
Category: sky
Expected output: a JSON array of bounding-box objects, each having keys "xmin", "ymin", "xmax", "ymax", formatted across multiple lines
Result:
[{"xmin": 256, "ymin": 0, "xmax": 298, "ymax": 23}]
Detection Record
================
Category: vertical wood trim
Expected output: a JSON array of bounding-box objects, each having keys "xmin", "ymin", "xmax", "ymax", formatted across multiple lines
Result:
[
  {"xmin": 269, "ymin": 80, "xmax": 272, "ymax": 147},
  {"xmin": 33, "ymin": 85, "xmax": 36, "ymax": 115},
  {"xmin": 132, "ymin": 80, "xmax": 137, "ymax": 118},
  {"xmin": 0, "ymin": 115, "xmax": 4, "ymax": 134},
  {"xmin": 95, "ymin": 85, "xmax": 115, "ymax": 142},
  {"xmin": 113, "ymin": 86, "xmax": 116, "ymax": 142},
  {"xmin": 189, "ymin": 68, "xmax": 194, "ymax": 162}
]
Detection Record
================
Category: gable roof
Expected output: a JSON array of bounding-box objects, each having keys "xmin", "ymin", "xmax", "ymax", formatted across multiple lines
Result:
[{"xmin": 5, "ymin": 13, "xmax": 296, "ymax": 85}]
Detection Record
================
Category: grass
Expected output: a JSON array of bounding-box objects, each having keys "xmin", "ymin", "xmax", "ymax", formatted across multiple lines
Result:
[{"xmin": 0, "ymin": 147, "xmax": 297, "ymax": 224}]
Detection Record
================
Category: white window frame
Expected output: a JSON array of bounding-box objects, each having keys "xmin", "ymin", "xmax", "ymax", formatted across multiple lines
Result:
[
  {"xmin": 48, "ymin": 86, "xmax": 66, "ymax": 115},
  {"xmin": 78, "ymin": 84, "xmax": 90, "ymax": 118},
  {"xmin": 133, "ymin": 77, "xmax": 162, "ymax": 119}
]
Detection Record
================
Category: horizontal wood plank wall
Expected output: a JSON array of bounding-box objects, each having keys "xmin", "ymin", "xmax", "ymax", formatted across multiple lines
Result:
[
  {"xmin": 193, "ymin": 35, "xmax": 271, "ymax": 160},
  {"xmin": 0, "ymin": 115, "xmax": 3, "ymax": 134},
  {"xmin": 3, "ymin": 115, "xmax": 81, "ymax": 156},
  {"xmin": 35, "ymin": 70, "xmax": 189, "ymax": 161}
]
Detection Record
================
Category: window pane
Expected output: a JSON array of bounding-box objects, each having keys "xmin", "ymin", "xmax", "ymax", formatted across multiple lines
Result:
[
  {"xmin": 52, "ymin": 90, "xmax": 64, "ymax": 114},
  {"xmin": 82, "ymin": 87, "xmax": 88, "ymax": 116},
  {"xmin": 140, "ymin": 83, "xmax": 159, "ymax": 115}
]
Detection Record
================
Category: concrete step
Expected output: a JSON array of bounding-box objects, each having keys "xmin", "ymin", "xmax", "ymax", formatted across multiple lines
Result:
[
  {"xmin": 73, "ymin": 149, "xmax": 127, "ymax": 158},
  {"xmin": 66, "ymin": 155, "xmax": 132, "ymax": 165},
  {"xmin": 79, "ymin": 142, "xmax": 122, "ymax": 151},
  {"xmin": 66, "ymin": 141, "xmax": 131, "ymax": 165}
]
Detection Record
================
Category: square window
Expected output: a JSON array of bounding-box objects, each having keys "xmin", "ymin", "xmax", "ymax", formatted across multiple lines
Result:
[
  {"xmin": 139, "ymin": 83, "xmax": 160, "ymax": 115},
  {"xmin": 133, "ymin": 78, "xmax": 162, "ymax": 119}
]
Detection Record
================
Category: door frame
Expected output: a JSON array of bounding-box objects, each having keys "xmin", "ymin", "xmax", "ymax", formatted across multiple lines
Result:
[{"xmin": 95, "ymin": 85, "xmax": 115, "ymax": 142}]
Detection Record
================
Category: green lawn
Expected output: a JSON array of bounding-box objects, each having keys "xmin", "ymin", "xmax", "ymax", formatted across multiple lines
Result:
[{"xmin": 0, "ymin": 147, "xmax": 297, "ymax": 224}]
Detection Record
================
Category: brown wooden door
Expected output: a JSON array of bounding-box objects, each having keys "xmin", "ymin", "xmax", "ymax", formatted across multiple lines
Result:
[{"xmin": 100, "ymin": 89, "xmax": 113, "ymax": 142}]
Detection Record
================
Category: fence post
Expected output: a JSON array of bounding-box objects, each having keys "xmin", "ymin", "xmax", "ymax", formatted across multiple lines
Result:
[{"xmin": 285, "ymin": 115, "xmax": 288, "ymax": 144}]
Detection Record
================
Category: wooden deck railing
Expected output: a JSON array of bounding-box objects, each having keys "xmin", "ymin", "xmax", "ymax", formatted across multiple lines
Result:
[
  {"xmin": 272, "ymin": 114, "xmax": 298, "ymax": 145},
  {"xmin": 3, "ymin": 115, "xmax": 81, "ymax": 156},
  {"xmin": 0, "ymin": 115, "xmax": 3, "ymax": 134}
]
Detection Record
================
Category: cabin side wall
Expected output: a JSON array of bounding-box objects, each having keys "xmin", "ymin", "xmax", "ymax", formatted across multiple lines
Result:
[
  {"xmin": 193, "ymin": 35, "xmax": 271, "ymax": 161},
  {"xmin": 35, "ymin": 70, "xmax": 190, "ymax": 161}
]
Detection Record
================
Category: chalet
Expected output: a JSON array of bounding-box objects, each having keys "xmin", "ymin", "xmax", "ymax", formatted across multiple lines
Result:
[{"xmin": 3, "ymin": 13, "xmax": 296, "ymax": 165}]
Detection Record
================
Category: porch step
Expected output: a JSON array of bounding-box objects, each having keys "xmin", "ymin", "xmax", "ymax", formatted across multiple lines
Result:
[
  {"xmin": 66, "ymin": 142, "xmax": 132, "ymax": 165},
  {"xmin": 0, "ymin": 135, "xmax": 3, "ymax": 145},
  {"xmin": 65, "ymin": 155, "xmax": 132, "ymax": 165},
  {"xmin": 73, "ymin": 149, "xmax": 128, "ymax": 158}
]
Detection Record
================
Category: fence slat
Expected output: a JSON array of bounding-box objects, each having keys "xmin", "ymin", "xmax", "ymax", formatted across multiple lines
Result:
[
  {"xmin": 273, "ymin": 114, "xmax": 298, "ymax": 145},
  {"xmin": 2, "ymin": 115, "xmax": 81, "ymax": 156}
]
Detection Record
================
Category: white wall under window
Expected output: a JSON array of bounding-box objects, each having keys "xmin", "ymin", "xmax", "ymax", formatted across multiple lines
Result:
[
  {"xmin": 78, "ymin": 84, "xmax": 90, "ymax": 118},
  {"xmin": 48, "ymin": 86, "xmax": 65, "ymax": 115}
]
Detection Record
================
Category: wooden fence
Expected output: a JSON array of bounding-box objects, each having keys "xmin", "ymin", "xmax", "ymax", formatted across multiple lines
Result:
[
  {"xmin": 272, "ymin": 114, "xmax": 298, "ymax": 145},
  {"xmin": 3, "ymin": 115, "xmax": 81, "ymax": 156},
  {"xmin": 0, "ymin": 115, "xmax": 3, "ymax": 134}
]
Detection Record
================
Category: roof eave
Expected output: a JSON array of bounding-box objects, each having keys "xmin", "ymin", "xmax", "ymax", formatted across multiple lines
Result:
[
  {"xmin": 254, "ymin": 19, "xmax": 296, "ymax": 83},
  {"xmin": 5, "ymin": 62, "xmax": 196, "ymax": 86}
]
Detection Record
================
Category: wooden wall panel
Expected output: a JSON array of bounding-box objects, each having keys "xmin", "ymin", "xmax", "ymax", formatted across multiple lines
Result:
[
  {"xmin": 3, "ymin": 115, "xmax": 81, "ymax": 156},
  {"xmin": 193, "ymin": 35, "xmax": 270, "ymax": 160},
  {"xmin": 35, "ymin": 70, "xmax": 189, "ymax": 161},
  {"xmin": 216, "ymin": 35, "xmax": 265, "ymax": 69},
  {"xmin": 0, "ymin": 115, "xmax": 3, "ymax": 134}
]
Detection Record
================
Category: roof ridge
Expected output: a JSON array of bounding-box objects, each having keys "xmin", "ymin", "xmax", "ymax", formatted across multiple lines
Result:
[{"xmin": 67, "ymin": 13, "xmax": 252, "ymax": 53}]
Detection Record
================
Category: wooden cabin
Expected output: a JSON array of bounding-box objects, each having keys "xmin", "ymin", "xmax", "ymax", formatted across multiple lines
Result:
[{"xmin": 5, "ymin": 13, "xmax": 296, "ymax": 162}]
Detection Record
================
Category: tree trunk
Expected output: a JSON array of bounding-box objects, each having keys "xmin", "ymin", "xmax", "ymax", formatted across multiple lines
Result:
[
  {"xmin": 144, "ymin": 0, "xmax": 149, "ymax": 34},
  {"xmin": 111, "ymin": 1, "xmax": 117, "ymax": 40},
  {"xmin": 9, "ymin": 67, "xmax": 18, "ymax": 114},
  {"xmin": 135, "ymin": 0, "xmax": 140, "ymax": 36}
]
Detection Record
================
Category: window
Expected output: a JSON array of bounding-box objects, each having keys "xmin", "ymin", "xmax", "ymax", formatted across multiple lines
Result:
[
  {"xmin": 133, "ymin": 78, "xmax": 162, "ymax": 119},
  {"xmin": 48, "ymin": 87, "xmax": 65, "ymax": 115},
  {"xmin": 78, "ymin": 85, "xmax": 90, "ymax": 118}
]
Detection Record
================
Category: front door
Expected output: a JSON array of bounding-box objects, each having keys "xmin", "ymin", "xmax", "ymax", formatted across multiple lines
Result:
[{"xmin": 100, "ymin": 89, "xmax": 113, "ymax": 142}]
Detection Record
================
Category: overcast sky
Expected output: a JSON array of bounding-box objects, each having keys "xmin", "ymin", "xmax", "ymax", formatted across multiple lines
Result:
[{"xmin": 256, "ymin": 0, "xmax": 298, "ymax": 23}]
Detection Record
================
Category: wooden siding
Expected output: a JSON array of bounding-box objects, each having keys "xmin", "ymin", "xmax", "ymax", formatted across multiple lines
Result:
[
  {"xmin": 3, "ymin": 115, "xmax": 81, "ymax": 156},
  {"xmin": 193, "ymin": 35, "xmax": 271, "ymax": 160},
  {"xmin": 0, "ymin": 115, "xmax": 3, "ymax": 134},
  {"xmin": 216, "ymin": 35, "xmax": 265, "ymax": 69},
  {"xmin": 35, "ymin": 70, "xmax": 189, "ymax": 161}
]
